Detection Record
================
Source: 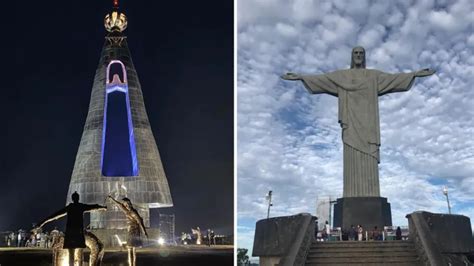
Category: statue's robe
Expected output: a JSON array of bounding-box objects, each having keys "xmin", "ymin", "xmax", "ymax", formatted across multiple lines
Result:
[{"xmin": 300, "ymin": 69, "xmax": 416, "ymax": 197}]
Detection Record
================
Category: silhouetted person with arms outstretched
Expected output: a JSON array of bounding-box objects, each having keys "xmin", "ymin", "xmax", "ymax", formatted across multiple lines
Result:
[
  {"xmin": 108, "ymin": 195, "xmax": 148, "ymax": 266},
  {"xmin": 33, "ymin": 191, "xmax": 106, "ymax": 266}
]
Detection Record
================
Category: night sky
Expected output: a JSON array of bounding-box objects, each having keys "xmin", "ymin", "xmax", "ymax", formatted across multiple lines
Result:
[{"xmin": 1, "ymin": 1, "xmax": 233, "ymax": 235}]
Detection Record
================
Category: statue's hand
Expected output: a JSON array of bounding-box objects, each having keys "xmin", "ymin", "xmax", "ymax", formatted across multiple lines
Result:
[
  {"xmin": 281, "ymin": 72, "xmax": 301, "ymax": 80},
  {"xmin": 415, "ymin": 68, "xmax": 436, "ymax": 77}
]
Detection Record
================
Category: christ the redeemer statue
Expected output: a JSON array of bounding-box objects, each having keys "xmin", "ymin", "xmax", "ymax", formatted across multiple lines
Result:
[{"xmin": 282, "ymin": 46, "xmax": 435, "ymax": 198}]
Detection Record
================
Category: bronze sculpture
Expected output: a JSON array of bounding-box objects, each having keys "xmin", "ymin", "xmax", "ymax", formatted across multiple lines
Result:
[
  {"xmin": 107, "ymin": 195, "xmax": 148, "ymax": 266},
  {"xmin": 52, "ymin": 231, "xmax": 104, "ymax": 266},
  {"xmin": 33, "ymin": 191, "xmax": 106, "ymax": 266}
]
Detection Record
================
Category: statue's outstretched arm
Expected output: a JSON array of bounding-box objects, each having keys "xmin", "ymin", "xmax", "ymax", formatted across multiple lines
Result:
[
  {"xmin": 414, "ymin": 68, "xmax": 436, "ymax": 77},
  {"xmin": 84, "ymin": 204, "xmax": 107, "ymax": 213},
  {"xmin": 35, "ymin": 207, "xmax": 68, "ymax": 229},
  {"xmin": 137, "ymin": 216, "xmax": 148, "ymax": 238},
  {"xmin": 107, "ymin": 195, "xmax": 128, "ymax": 212},
  {"xmin": 281, "ymin": 72, "xmax": 301, "ymax": 80}
]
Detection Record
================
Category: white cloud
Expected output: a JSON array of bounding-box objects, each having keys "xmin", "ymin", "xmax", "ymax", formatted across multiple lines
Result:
[{"xmin": 237, "ymin": 0, "xmax": 474, "ymax": 256}]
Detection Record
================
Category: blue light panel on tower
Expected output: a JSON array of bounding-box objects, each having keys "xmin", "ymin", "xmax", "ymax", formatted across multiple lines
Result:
[{"xmin": 101, "ymin": 61, "xmax": 139, "ymax": 177}]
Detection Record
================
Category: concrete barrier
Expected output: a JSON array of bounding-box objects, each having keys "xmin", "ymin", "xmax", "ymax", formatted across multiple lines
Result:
[
  {"xmin": 406, "ymin": 211, "xmax": 474, "ymax": 266},
  {"xmin": 252, "ymin": 213, "xmax": 316, "ymax": 266}
]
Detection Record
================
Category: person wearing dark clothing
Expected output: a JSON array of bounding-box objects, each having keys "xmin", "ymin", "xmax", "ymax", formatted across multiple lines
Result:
[
  {"xmin": 314, "ymin": 220, "xmax": 319, "ymax": 239},
  {"xmin": 210, "ymin": 230, "xmax": 215, "ymax": 245},
  {"xmin": 396, "ymin": 226, "xmax": 402, "ymax": 240},
  {"xmin": 33, "ymin": 191, "xmax": 106, "ymax": 266},
  {"xmin": 206, "ymin": 229, "xmax": 212, "ymax": 246},
  {"xmin": 372, "ymin": 226, "xmax": 380, "ymax": 240},
  {"xmin": 349, "ymin": 225, "xmax": 357, "ymax": 241}
]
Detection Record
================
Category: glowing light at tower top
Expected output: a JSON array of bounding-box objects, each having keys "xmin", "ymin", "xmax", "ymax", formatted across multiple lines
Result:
[{"xmin": 104, "ymin": 0, "xmax": 127, "ymax": 32}]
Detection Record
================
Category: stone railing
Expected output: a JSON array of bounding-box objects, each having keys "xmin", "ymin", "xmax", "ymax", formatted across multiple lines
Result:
[
  {"xmin": 407, "ymin": 214, "xmax": 441, "ymax": 266},
  {"xmin": 406, "ymin": 211, "xmax": 474, "ymax": 266},
  {"xmin": 282, "ymin": 215, "xmax": 315, "ymax": 266},
  {"xmin": 252, "ymin": 213, "xmax": 316, "ymax": 266}
]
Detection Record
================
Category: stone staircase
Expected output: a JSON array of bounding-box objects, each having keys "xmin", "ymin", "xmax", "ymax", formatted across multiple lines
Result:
[{"xmin": 305, "ymin": 240, "xmax": 421, "ymax": 266}]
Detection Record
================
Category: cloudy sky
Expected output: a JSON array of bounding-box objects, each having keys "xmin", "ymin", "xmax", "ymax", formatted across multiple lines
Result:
[{"xmin": 237, "ymin": 0, "xmax": 473, "ymax": 258}]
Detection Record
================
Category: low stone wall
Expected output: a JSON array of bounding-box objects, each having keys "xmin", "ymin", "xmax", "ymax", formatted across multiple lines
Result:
[
  {"xmin": 252, "ymin": 213, "xmax": 316, "ymax": 266},
  {"xmin": 406, "ymin": 211, "xmax": 474, "ymax": 266}
]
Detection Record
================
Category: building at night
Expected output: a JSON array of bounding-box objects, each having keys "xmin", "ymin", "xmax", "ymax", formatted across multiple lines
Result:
[{"xmin": 66, "ymin": 2, "xmax": 172, "ymax": 245}]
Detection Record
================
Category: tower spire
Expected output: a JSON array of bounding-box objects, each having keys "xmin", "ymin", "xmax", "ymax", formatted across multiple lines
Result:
[
  {"xmin": 104, "ymin": 0, "xmax": 127, "ymax": 33},
  {"xmin": 66, "ymin": 0, "xmax": 173, "ymax": 244}
]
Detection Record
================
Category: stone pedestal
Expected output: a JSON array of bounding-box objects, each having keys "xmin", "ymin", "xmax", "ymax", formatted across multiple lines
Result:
[{"xmin": 333, "ymin": 197, "xmax": 392, "ymax": 231}]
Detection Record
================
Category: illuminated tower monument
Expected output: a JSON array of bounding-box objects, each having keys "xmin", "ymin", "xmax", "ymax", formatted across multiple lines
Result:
[{"xmin": 66, "ymin": 1, "xmax": 173, "ymax": 243}]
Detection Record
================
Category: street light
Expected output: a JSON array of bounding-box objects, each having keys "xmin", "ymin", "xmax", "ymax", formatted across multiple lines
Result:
[
  {"xmin": 442, "ymin": 186, "xmax": 451, "ymax": 214},
  {"xmin": 266, "ymin": 190, "xmax": 273, "ymax": 219}
]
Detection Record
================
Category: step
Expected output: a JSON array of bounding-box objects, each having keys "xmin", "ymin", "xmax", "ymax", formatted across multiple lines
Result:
[
  {"xmin": 308, "ymin": 247, "xmax": 416, "ymax": 253},
  {"xmin": 306, "ymin": 262, "xmax": 420, "ymax": 266},
  {"xmin": 305, "ymin": 240, "xmax": 421, "ymax": 265},
  {"xmin": 305, "ymin": 256, "xmax": 420, "ymax": 264},
  {"xmin": 311, "ymin": 241, "xmax": 414, "ymax": 248},
  {"xmin": 309, "ymin": 246, "xmax": 416, "ymax": 252},
  {"xmin": 307, "ymin": 251, "xmax": 418, "ymax": 258},
  {"xmin": 310, "ymin": 245, "xmax": 415, "ymax": 250}
]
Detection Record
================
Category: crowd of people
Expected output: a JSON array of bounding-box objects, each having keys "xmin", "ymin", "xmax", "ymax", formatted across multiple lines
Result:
[
  {"xmin": 3, "ymin": 227, "xmax": 63, "ymax": 248},
  {"xmin": 181, "ymin": 227, "xmax": 218, "ymax": 246},
  {"xmin": 319, "ymin": 220, "xmax": 404, "ymax": 241}
]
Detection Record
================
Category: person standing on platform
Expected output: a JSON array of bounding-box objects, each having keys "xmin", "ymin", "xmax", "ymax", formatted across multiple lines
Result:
[
  {"xmin": 371, "ymin": 226, "xmax": 380, "ymax": 241},
  {"xmin": 210, "ymin": 230, "xmax": 215, "ymax": 245},
  {"xmin": 207, "ymin": 229, "xmax": 211, "ymax": 246},
  {"xmin": 17, "ymin": 231, "xmax": 22, "ymax": 247},
  {"xmin": 357, "ymin": 225, "xmax": 363, "ymax": 241},
  {"xmin": 349, "ymin": 225, "xmax": 356, "ymax": 241},
  {"xmin": 396, "ymin": 226, "xmax": 402, "ymax": 240},
  {"xmin": 323, "ymin": 221, "xmax": 331, "ymax": 241},
  {"xmin": 6, "ymin": 233, "xmax": 10, "ymax": 247},
  {"xmin": 314, "ymin": 219, "xmax": 319, "ymax": 239}
]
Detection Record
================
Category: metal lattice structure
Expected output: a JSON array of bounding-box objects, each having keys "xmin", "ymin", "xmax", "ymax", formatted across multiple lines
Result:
[
  {"xmin": 316, "ymin": 196, "xmax": 330, "ymax": 230},
  {"xmin": 159, "ymin": 214, "xmax": 176, "ymax": 245},
  {"xmin": 66, "ymin": 5, "xmax": 172, "ymax": 232}
]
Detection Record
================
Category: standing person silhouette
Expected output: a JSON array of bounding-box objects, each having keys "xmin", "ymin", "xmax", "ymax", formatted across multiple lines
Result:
[
  {"xmin": 108, "ymin": 195, "xmax": 148, "ymax": 266},
  {"xmin": 33, "ymin": 191, "xmax": 106, "ymax": 266}
]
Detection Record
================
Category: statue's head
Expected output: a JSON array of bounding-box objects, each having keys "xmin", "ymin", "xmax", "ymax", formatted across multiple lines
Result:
[
  {"xmin": 351, "ymin": 46, "xmax": 366, "ymax": 69},
  {"xmin": 122, "ymin": 197, "xmax": 133, "ymax": 209},
  {"xmin": 72, "ymin": 191, "xmax": 80, "ymax": 203}
]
